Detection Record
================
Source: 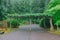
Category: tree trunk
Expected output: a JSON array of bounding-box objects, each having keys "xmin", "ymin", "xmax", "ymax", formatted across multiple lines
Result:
[
  {"xmin": 16, "ymin": 17, "xmax": 18, "ymax": 28},
  {"xmin": 50, "ymin": 17, "xmax": 54, "ymax": 31},
  {"xmin": 43, "ymin": 17, "xmax": 46, "ymax": 28},
  {"xmin": 10, "ymin": 17, "xmax": 12, "ymax": 30},
  {"xmin": 57, "ymin": 25, "xmax": 60, "ymax": 32}
]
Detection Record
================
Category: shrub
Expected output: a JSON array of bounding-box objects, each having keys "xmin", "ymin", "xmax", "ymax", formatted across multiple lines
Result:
[
  {"xmin": 7, "ymin": 19, "xmax": 20, "ymax": 28},
  {"xmin": 0, "ymin": 23, "xmax": 3, "ymax": 28}
]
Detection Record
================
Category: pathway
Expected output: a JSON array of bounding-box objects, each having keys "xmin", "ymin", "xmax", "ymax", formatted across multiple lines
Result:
[{"xmin": 0, "ymin": 24, "xmax": 60, "ymax": 40}]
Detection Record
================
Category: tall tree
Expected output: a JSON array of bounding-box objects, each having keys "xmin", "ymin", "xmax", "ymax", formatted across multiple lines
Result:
[
  {"xmin": 31, "ymin": 0, "xmax": 45, "ymax": 13},
  {"xmin": 44, "ymin": 0, "xmax": 60, "ymax": 31},
  {"xmin": 7, "ymin": 0, "xmax": 15, "ymax": 14},
  {"xmin": 0, "ymin": 0, "xmax": 7, "ymax": 21}
]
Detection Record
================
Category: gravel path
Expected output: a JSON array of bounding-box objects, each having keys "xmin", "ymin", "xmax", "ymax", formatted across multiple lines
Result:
[{"xmin": 0, "ymin": 24, "xmax": 60, "ymax": 40}]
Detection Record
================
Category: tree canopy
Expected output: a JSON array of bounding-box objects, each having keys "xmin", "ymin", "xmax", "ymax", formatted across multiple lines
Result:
[
  {"xmin": 44, "ymin": 0, "xmax": 60, "ymax": 26},
  {"xmin": 0, "ymin": 0, "xmax": 7, "ymax": 21}
]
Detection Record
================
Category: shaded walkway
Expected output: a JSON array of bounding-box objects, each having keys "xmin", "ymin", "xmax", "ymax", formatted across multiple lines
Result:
[
  {"xmin": 19, "ymin": 24, "xmax": 45, "ymax": 32},
  {"xmin": 0, "ymin": 24, "xmax": 60, "ymax": 40}
]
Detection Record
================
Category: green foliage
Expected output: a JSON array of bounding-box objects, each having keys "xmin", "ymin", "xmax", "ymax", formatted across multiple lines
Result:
[
  {"xmin": 44, "ymin": 0, "xmax": 60, "ymax": 16},
  {"xmin": 7, "ymin": 0, "xmax": 49, "ymax": 27},
  {"xmin": 0, "ymin": 0, "xmax": 7, "ymax": 21},
  {"xmin": 0, "ymin": 0, "xmax": 50, "ymax": 28},
  {"xmin": 44, "ymin": 0, "xmax": 60, "ymax": 26},
  {"xmin": 9, "ymin": 0, "xmax": 45, "ymax": 14},
  {"xmin": 0, "ymin": 23, "xmax": 3, "ymax": 27},
  {"xmin": 55, "ymin": 20, "xmax": 60, "ymax": 25},
  {"xmin": 39, "ymin": 18, "xmax": 44, "ymax": 25},
  {"xmin": 31, "ymin": 0, "xmax": 45, "ymax": 13},
  {"xmin": 7, "ymin": 19, "xmax": 20, "ymax": 28},
  {"xmin": 46, "ymin": 0, "xmax": 60, "ymax": 9}
]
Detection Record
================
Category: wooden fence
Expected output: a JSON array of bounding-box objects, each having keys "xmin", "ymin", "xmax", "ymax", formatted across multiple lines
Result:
[{"xmin": 0, "ymin": 20, "xmax": 7, "ymax": 30}]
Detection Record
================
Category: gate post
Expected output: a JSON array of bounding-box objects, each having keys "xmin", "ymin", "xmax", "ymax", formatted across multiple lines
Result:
[{"xmin": 30, "ymin": 18, "xmax": 32, "ymax": 31}]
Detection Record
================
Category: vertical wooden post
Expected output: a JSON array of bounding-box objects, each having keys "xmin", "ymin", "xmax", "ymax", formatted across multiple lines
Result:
[
  {"xmin": 0, "ymin": 21, "xmax": 3, "ymax": 30},
  {"xmin": 30, "ymin": 16, "xmax": 32, "ymax": 31},
  {"xmin": 2, "ymin": 20, "xmax": 7, "ymax": 30},
  {"xmin": 30, "ymin": 18, "xmax": 32, "ymax": 31},
  {"xmin": 4, "ymin": 20, "xmax": 7, "ymax": 30}
]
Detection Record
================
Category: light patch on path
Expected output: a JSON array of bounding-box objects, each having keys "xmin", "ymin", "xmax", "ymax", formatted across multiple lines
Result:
[{"xmin": 19, "ymin": 24, "xmax": 45, "ymax": 32}]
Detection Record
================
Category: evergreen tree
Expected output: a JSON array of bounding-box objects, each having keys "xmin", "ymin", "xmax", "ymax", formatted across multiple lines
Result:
[{"xmin": 0, "ymin": 0, "xmax": 7, "ymax": 21}]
